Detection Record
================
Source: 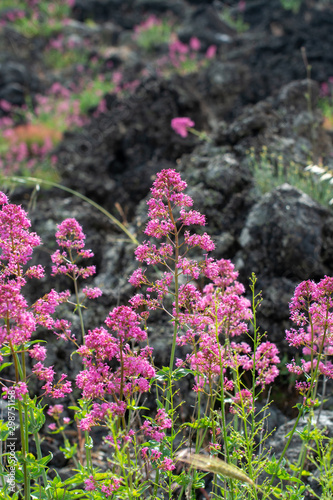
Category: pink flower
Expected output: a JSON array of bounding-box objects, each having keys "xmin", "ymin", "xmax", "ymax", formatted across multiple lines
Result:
[
  {"xmin": 189, "ymin": 37, "xmax": 201, "ymax": 51},
  {"xmin": 155, "ymin": 408, "xmax": 172, "ymax": 429},
  {"xmin": 151, "ymin": 449, "xmax": 162, "ymax": 461},
  {"xmin": 255, "ymin": 342, "xmax": 280, "ymax": 387},
  {"xmin": 184, "ymin": 231, "xmax": 215, "ymax": 251},
  {"xmin": 84, "ymin": 476, "xmax": 96, "ymax": 491},
  {"xmin": 205, "ymin": 45, "xmax": 217, "ymax": 59},
  {"xmin": 14, "ymin": 382, "xmax": 28, "ymax": 400},
  {"xmin": 82, "ymin": 286, "xmax": 103, "ymax": 299},
  {"xmin": 47, "ymin": 405, "xmax": 64, "ymax": 417},
  {"xmin": 129, "ymin": 268, "xmax": 147, "ymax": 287},
  {"xmin": 25, "ymin": 265, "xmax": 45, "ymax": 279},
  {"xmin": 286, "ymin": 276, "xmax": 333, "ymax": 383},
  {"xmin": 33, "ymin": 362, "xmax": 55, "ymax": 383},
  {"xmin": 53, "ymin": 319, "xmax": 74, "ymax": 341},
  {"xmin": 0, "ymin": 192, "xmax": 8, "ymax": 205},
  {"xmin": 54, "ymin": 218, "xmax": 86, "ymax": 250},
  {"xmin": 159, "ymin": 457, "xmax": 175, "ymax": 472},
  {"xmin": 51, "ymin": 219, "xmax": 96, "ymax": 282},
  {"xmin": 0, "ymin": 100, "xmax": 12, "ymax": 112},
  {"xmin": 171, "ymin": 117, "xmax": 195, "ymax": 138},
  {"xmin": 180, "ymin": 209, "xmax": 206, "ymax": 226},
  {"xmin": 29, "ymin": 344, "xmax": 47, "ymax": 362},
  {"xmin": 230, "ymin": 389, "xmax": 253, "ymax": 414},
  {"xmin": 238, "ymin": 0, "xmax": 246, "ymax": 12},
  {"xmin": 101, "ymin": 480, "xmax": 121, "ymax": 496}
]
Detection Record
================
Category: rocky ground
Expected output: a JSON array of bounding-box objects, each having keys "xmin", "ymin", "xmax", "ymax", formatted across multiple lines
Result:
[{"xmin": 1, "ymin": 0, "xmax": 333, "ymax": 494}]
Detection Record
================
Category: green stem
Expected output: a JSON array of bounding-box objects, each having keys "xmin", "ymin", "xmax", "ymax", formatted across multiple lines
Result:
[
  {"xmin": 165, "ymin": 199, "xmax": 179, "ymax": 416},
  {"xmin": 71, "ymin": 263, "xmax": 86, "ymax": 345},
  {"xmin": 17, "ymin": 398, "xmax": 30, "ymax": 500},
  {"xmin": 21, "ymin": 352, "xmax": 30, "ymax": 497},
  {"xmin": 30, "ymin": 410, "xmax": 51, "ymax": 500},
  {"xmin": 84, "ymin": 430, "xmax": 92, "ymax": 474},
  {"xmin": 8, "ymin": 331, "xmax": 30, "ymax": 500},
  {"xmin": 214, "ymin": 297, "xmax": 234, "ymax": 500},
  {"xmin": 266, "ymin": 411, "xmax": 303, "ymax": 489}
]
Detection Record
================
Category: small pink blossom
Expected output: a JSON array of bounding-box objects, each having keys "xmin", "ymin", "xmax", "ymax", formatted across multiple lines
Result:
[
  {"xmin": 2, "ymin": 383, "xmax": 27, "ymax": 401},
  {"xmin": 238, "ymin": 0, "xmax": 246, "ymax": 12},
  {"xmin": 84, "ymin": 476, "xmax": 96, "ymax": 491},
  {"xmin": 25, "ymin": 265, "xmax": 45, "ymax": 279},
  {"xmin": 29, "ymin": 344, "xmax": 47, "ymax": 362},
  {"xmin": 0, "ymin": 192, "xmax": 8, "ymax": 205},
  {"xmin": 82, "ymin": 286, "xmax": 103, "ymax": 299},
  {"xmin": 54, "ymin": 218, "xmax": 86, "ymax": 250},
  {"xmin": 189, "ymin": 37, "xmax": 201, "ymax": 51},
  {"xmin": 206, "ymin": 45, "xmax": 217, "ymax": 59},
  {"xmin": 180, "ymin": 209, "xmax": 206, "ymax": 226},
  {"xmin": 159, "ymin": 457, "xmax": 175, "ymax": 472},
  {"xmin": 47, "ymin": 405, "xmax": 64, "ymax": 417},
  {"xmin": 184, "ymin": 231, "xmax": 215, "ymax": 251},
  {"xmin": 129, "ymin": 268, "xmax": 147, "ymax": 287},
  {"xmin": 151, "ymin": 449, "xmax": 162, "ymax": 461},
  {"xmin": 171, "ymin": 117, "xmax": 195, "ymax": 138}
]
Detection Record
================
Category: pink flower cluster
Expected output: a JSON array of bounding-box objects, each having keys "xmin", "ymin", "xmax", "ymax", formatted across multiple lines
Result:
[
  {"xmin": 286, "ymin": 277, "xmax": 333, "ymax": 381},
  {"xmin": 75, "ymin": 306, "xmax": 155, "ymax": 430},
  {"xmin": 133, "ymin": 14, "xmax": 161, "ymax": 35},
  {"xmin": 128, "ymin": 169, "xmax": 279, "ymax": 394},
  {"xmin": 84, "ymin": 475, "xmax": 122, "ymax": 496},
  {"xmin": 171, "ymin": 117, "xmax": 195, "ymax": 138},
  {"xmin": 141, "ymin": 408, "xmax": 172, "ymax": 442},
  {"xmin": 51, "ymin": 218, "xmax": 99, "ymax": 284},
  {"xmin": 168, "ymin": 36, "xmax": 217, "ymax": 68},
  {"xmin": 0, "ymin": 192, "xmax": 72, "ymax": 398}
]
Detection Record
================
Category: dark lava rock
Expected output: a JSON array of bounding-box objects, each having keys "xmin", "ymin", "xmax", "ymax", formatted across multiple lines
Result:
[
  {"xmin": 178, "ymin": 4, "xmax": 237, "ymax": 48},
  {"xmin": 232, "ymin": 184, "xmax": 333, "ymax": 348},
  {"xmin": 0, "ymin": 60, "xmax": 41, "ymax": 109},
  {"xmin": 55, "ymin": 74, "xmax": 210, "ymax": 218},
  {"xmin": 178, "ymin": 145, "xmax": 254, "ymax": 240},
  {"xmin": 244, "ymin": 1, "xmax": 333, "ymax": 99},
  {"xmin": 236, "ymin": 184, "xmax": 330, "ymax": 282}
]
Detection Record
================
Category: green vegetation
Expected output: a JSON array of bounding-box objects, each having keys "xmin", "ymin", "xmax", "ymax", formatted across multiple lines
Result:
[
  {"xmin": 248, "ymin": 146, "xmax": 333, "ymax": 208},
  {"xmin": 133, "ymin": 15, "xmax": 175, "ymax": 52}
]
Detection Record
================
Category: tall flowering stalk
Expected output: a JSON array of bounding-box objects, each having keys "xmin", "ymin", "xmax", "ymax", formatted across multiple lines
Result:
[
  {"xmin": 265, "ymin": 277, "xmax": 333, "ymax": 493},
  {"xmin": 0, "ymin": 193, "xmax": 70, "ymax": 499},
  {"xmin": 127, "ymin": 169, "xmax": 280, "ymax": 497},
  {"xmin": 50, "ymin": 217, "xmax": 104, "ymax": 472}
]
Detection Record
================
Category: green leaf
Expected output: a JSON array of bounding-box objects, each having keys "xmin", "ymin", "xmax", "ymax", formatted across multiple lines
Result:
[
  {"xmin": 62, "ymin": 472, "xmax": 86, "ymax": 486},
  {"xmin": 0, "ymin": 362, "xmax": 12, "ymax": 373},
  {"xmin": 183, "ymin": 416, "xmax": 211, "ymax": 430},
  {"xmin": 28, "ymin": 400, "xmax": 46, "ymax": 434},
  {"xmin": 172, "ymin": 368, "xmax": 194, "ymax": 381},
  {"xmin": 127, "ymin": 403, "xmax": 149, "ymax": 411},
  {"xmin": 60, "ymin": 443, "xmax": 77, "ymax": 459},
  {"xmin": 155, "ymin": 399, "xmax": 164, "ymax": 410},
  {"xmin": 0, "ymin": 420, "xmax": 10, "ymax": 441},
  {"xmin": 153, "ymin": 367, "xmax": 171, "ymax": 382}
]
